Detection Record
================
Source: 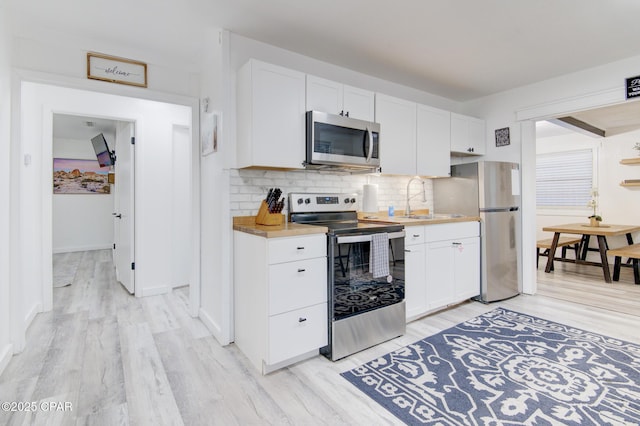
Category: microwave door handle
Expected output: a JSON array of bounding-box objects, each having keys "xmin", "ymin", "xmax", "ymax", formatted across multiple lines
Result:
[{"xmin": 365, "ymin": 127, "xmax": 373, "ymax": 163}]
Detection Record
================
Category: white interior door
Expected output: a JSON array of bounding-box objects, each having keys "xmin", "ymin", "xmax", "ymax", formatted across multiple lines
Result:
[{"xmin": 114, "ymin": 121, "xmax": 135, "ymax": 294}]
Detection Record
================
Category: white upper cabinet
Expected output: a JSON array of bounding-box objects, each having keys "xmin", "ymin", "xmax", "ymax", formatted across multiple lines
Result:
[
  {"xmin": 417, "ymin": 104, "xmax": 451, "ymax": 177},
  {"xmin": 306, "ymin": 75, "xmax": 375, "ymax": 121},
  {"xmin": 376, "ymin": 94, "xmax": 452, "ymax": 176},
  {"xmin": 450, "ymin": 113, "xmax": 486, "ymax": 155},
  {"xmin": 375, "ymin": 93, "xmax": 417, "ymax": 175},
  {"xmin": 237, "ymin": 59, "xmax": 306, "ymax": 169}
]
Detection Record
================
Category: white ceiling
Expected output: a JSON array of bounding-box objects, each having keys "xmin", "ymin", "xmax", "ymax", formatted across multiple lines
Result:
[
  {"xmin": 8, "ymin": 0, "xmax": 640, "ymax": 102},
  {"xmin": 12, "ymin": 0, "xmax": 640, "ymax": 138}
]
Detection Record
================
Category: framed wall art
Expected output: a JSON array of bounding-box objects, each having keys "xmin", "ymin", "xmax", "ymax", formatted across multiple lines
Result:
[
  {"xmin": 495, "ymin": 127, "xmax": 511, "ymax": 147},
  {"xmin": 200, "ymin": 111, "xmax": 219, "ymax": 156},
  {"xmin": 53, "ymin": 158, "xmax": 111, "ymax": 194},
  {"xmin": 87, "ymin": 52, "xmax": 147, "ymax": 88}
]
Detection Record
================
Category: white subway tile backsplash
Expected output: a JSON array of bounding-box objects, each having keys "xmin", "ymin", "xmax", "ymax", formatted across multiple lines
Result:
[{"xmin": 230, "ymin": 169, "xmax": 435, "ymax": 216}]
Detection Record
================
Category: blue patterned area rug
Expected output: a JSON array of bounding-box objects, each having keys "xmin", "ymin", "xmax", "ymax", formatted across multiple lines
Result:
[{"xmin": 341, "ymin": 308, "xmax": 640, "ymax": 425}]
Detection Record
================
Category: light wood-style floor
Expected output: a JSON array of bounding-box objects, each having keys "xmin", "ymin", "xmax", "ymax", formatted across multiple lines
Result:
[{"xmin": 1, "ymin": 250, "xmax": 639, "ymax": 425}]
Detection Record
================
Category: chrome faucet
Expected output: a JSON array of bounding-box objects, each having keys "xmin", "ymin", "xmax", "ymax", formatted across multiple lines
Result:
[{"xmin": 405, "ymin": 176, "xmax": 427, "ymax": 216}]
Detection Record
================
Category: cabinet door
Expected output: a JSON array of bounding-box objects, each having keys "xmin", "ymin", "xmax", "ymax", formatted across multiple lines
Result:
[
  {"xmin": 467, "ymin": 117, "xmax": 486, "ymax": 155},
  {"xmin": 450, "ymin": 113, "xmax": 485, "ymax": 155},
  {"xmin": 417, "ymin": 104, "xmax": 451, "ymax": 177},
  {"xmin": 426, "ymin": 240, "xmax": 455, "ymax": 309},
  {"xmin": 306, "ymin": 75, "xmax": 343, "ymax": 116},
  {"xmin": 453, "ymin": 237, "xmax": 480, "ymax": 300},
  {"xmin": 404, "ymin": 243, "xmax": 426, "ymax": 321},
  {"xmin": 343, "ymin": 84, "xmax": 375, "ymax": 121},
  {"xmin": 237, "ymin": 60, "xmax": 306, "ymax": 169},
  {"xmin": 268, "ymin": 303, "xmax": 327, "ymax": 365},
  {"xmin": 375, "ymin": 94, "xmax": 417, "ymax": 175}
]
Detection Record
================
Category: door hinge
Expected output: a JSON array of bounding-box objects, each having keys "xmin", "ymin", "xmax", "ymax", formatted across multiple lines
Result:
[
  {"xmin": 131, "ymin": 136, "xmax": 135, "ymax": 145},
  {"xmin": 131, "ymin": 262, "xmax": 135, "ymax": 270}
]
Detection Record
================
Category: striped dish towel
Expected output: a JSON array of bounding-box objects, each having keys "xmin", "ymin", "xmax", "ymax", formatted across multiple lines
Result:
[{"xmin": 369, "ymin": 233, "xmax": 389, "ymax": 278}]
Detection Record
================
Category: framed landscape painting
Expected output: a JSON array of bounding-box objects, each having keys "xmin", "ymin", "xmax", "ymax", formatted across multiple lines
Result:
[{"xmin": 53, "ymin": 158, "xmax": 111, "ymax": 194}]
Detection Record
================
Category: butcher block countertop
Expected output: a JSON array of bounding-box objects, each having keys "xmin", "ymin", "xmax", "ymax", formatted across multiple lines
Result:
[
  {"xmin": 233, "ymin": 216, "xmax": 328, "ymax": 238},
  {"xmin": 357, "ymin": 210, "xmax": 481, "ymax": 226}
]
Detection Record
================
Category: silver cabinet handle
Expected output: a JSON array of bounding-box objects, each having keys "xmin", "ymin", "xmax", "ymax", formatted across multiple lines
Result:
[
  {"xmin": 298, "ymin": 317, "xmax": 307, "ymax": 323},
  {"xmin": 404, "ymin": 249, "xmax": 412, "ymax": 253},
  {"xmin": 413, "ymin": 234, "xmax": 420, "ymax": 238},
  {"xmin": 297, "ymin": 247, "xmax": 305, "ymax": 250},
  {"xmin": 297, "ymin": 268, "xmax": 306, "ymax": 272},
  {"xmin": 452, "ymin": 242, "xmax": 462, "ymax": 246}
]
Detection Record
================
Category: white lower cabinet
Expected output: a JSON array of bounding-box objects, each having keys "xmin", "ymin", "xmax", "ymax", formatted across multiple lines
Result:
[
  {"xmin": 234, "ymin": 231, "xmax": 327, "ymax": 374},
  {"xmin": 404, "ymin": 222, "xmax": 480, "ymax": 322},
  {"xmin": 404, "ymin": 226, "xmax": 427, "ymax": 320}
]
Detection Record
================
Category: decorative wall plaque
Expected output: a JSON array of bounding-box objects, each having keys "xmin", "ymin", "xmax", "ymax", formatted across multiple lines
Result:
[
  {"xmin": 87, "ymin": 52, "xmax": 147, "ymax": 88},
  {"xmin": 495, "ymin": 127, "xmax": 510, "ymax": 147},
  {"xmin": 626, "ymin": 75, "xmax": 640, "ymax": 99}
]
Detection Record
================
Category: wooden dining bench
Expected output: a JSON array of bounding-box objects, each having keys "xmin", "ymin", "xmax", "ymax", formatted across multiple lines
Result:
[
  {"xmin": 536, "ymin": 236, "xmax": 582, "ymax": 269},
  {"xmin": 609, "ymin": 243, "xmax": 640, "ymax": 284}
]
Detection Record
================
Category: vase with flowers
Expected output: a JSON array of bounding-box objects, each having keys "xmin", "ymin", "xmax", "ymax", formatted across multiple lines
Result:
[{"xmin": 587, "ymin": 188, "xmax": 601, "ymax": 226}]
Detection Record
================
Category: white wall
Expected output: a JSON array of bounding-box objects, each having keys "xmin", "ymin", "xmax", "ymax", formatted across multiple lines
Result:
[
  {"xmin": 52, "ymin": 136, "xmax": 115, "ymax": 253},
  {"xmin": 536, "ymin": 129, "xmax": 640, "ymax": 255},
  {"xmin": 12, "ymin": 27, "xmax": 199, "ymax": 98},
  {"xmin": 0, "ymin": 0, "xmax": 13, "ymax": 374},
  {"xmin": 198, "ymin": 28, "xmax": 232, "ymax": 343}
]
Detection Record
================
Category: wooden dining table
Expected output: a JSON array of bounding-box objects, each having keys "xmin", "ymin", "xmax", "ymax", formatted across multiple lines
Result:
[{"xmin": 542, "ymin": 223, "xmax": 640, "ymax": 283}]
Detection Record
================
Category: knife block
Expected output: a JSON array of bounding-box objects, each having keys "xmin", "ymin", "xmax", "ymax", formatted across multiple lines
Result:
[{"xmin": 255, "ymin": 201, "xmax": 285, "ymax": 226}]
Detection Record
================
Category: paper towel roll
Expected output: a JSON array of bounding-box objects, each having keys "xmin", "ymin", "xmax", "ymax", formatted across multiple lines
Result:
[{"xmin": 363, "ymin": 184, "xmax": 379, "ymax": 213}]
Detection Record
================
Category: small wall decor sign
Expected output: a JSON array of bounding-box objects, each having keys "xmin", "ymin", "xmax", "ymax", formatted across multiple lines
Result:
[
  {"xmin": 87, "ymin": 52, "xmax": 147, "ymax": 88},
  {"xmin": 626, "ymin": 75, "xmax": 640, "ymax": 99},
  {"xmin": 495, "ymin": 127, "xmax": 511, "ymax": 147}
]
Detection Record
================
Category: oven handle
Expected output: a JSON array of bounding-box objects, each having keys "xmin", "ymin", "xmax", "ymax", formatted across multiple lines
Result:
[{"xmin": 336, "ymin": 230, "xmax": 405, "ymax": 244}]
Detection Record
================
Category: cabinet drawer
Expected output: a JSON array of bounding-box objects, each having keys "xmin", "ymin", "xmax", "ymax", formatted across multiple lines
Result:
[
  {"xmin": 268, "ymin": 303, "xmax": 328, "ymax": 365},
  {"xmin": 269, "ymin": 257, "xmax": 327, "ymax": 315},
  {"xmin": 268, "ymin": 234, "xmax": 326, "ymax": 264},
  {"xmin": 424, "ymin": 221, "xmax": 479, "ymax": 242},
  {"xmin": 405, "ymin": 225, "xmax": 425, "ymax": 245}
]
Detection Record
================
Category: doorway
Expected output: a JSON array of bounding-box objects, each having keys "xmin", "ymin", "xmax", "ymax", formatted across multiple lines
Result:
[
  {"xmin": 532, "ymin": 103, "xmax": 640, "ymax": 308},
  {"xmin": 51, "ymin": 113, "xmax": 135, "ymax": 295},
  {"xmin": 13, "ymin": 82, "xmax": 198, "ymax": 347}
]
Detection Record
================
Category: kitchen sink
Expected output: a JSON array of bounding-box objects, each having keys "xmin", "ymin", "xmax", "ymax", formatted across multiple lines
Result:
[{"xmin": 399, "ymin": 213, "xmax": 466, "ymax": 219}]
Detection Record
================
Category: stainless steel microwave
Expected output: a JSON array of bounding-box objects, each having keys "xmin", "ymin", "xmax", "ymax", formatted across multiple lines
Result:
[{"xmin": 306, "ymin": 111, "xmax": 380, "ymax": 169}]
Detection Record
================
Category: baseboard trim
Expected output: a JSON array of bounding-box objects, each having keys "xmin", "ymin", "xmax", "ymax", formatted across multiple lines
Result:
[
  {"xmin": 24, "ymin": 302, "xmax": 42, "ymax": 330},
  {"xmin": 138, "ymin": 286, "xmax": 169, "ymax": 298},
  {"xmin": 52, "ymin": 244, "xmax": 112, "ymax": 254},
  {"xmin": 199, "ymin": 307, "xmax": 230, "ymax": 346},
  {"xmin": 0, "ymin": 343, "xmax": 13, "ymax": 375}
]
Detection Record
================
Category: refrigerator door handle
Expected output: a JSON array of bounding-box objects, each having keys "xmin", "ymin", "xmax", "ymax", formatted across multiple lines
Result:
[{"xmin": 480, "ymin": 207, "xmax": 519, "ymax": 213}]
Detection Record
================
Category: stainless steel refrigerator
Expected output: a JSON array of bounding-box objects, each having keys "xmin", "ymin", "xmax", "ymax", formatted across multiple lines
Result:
[{"xmin": 434, "ymin": 161, "xmax": 521, "ymax": 302}]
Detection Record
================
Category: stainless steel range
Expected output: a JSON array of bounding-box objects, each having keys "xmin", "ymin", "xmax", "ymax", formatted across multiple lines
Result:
[{"xmin": 289, "ymin": 192, "xmax": 406, "ymax": 361}]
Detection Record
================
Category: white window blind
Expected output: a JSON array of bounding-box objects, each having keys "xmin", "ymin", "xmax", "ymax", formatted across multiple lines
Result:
[{"xmin": 536, "ymin": 149, "xmax": 593, "ymax": 207}]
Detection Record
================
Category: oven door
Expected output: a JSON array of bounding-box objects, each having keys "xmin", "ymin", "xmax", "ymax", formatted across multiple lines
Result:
[
  {"xmin": 306, "ymin": 111, "xmax": 380, "ymax": 167},
  {"xmin": 328, "ymin": 230, "xmax": 405, "ymax": 321}
]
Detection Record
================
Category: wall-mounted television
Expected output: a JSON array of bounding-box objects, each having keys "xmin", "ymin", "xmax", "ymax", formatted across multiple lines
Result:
[{"xmin": 91, "ymin": 133, "xmax": 115, "ymax": 167}]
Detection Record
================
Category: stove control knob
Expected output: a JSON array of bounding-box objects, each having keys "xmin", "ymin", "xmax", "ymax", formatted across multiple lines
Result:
[
  {"xmin": 344, "ymin": 198, "xmax": 351, "ymax": 204},
  {"xmin": 304, "ymin": 198, "xmax": 311, "ymax": 204},
  {"xmin": 297, "ymin": 198, "xmax": 303, "ymax": 204},
  {"xmin": 350, "ymin": 198, "xmax": 356, "ymax": 204}
]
